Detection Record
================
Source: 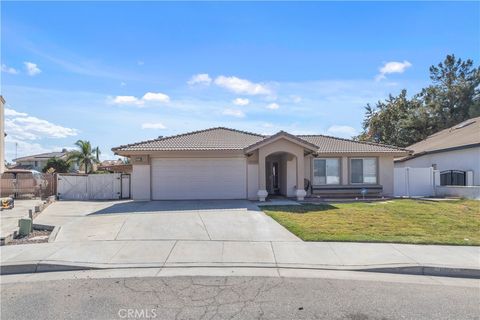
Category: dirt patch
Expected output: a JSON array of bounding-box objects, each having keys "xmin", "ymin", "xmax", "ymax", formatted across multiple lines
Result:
[{"xmin": 6, "ymin": 229, "xmax": 51, "ymax": 245}]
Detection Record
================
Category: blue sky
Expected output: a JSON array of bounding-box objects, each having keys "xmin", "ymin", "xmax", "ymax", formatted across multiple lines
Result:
[{"xmin": 1, "ymin": 1, "xmax": 479, "ymax": 161}]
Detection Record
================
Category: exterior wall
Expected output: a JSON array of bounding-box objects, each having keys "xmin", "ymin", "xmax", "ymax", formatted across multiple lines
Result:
[
  {"xmin": 304, "ymin": 155, "xmax": 312, "ymax": 194},
  {"xmin": 379, "ymin": 155, "xmax": 394, "ymax": 196},
  {"xmin": 435, "ymin": 186, "xmax": 480, "ymax": 200},
  {"xmin": 247, "ymin": 164, "xmax": 259, "ymax": 200},
  {"xmin": 395, "ymin": 147, "xmax": 480, "ymax": 186},
  {"xmin": 257, "ymin": 138, "xmax": 305, "ymax": 191},
  {"xmin": 0, "ymin": 96, "xmax": 4, "ymax": 174},
  {"xmin": 286, "ymin": 157, "xmax": 296, "ymax": 197},
  {"xmin": 131, "ymin": 164, "xmax": 151, "ymax": 200}
]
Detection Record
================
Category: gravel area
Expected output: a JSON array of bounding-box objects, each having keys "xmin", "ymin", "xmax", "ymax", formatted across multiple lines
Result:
[{"xmin": 6, "ymin": 229, "xmax": 51, "ymax": 245}]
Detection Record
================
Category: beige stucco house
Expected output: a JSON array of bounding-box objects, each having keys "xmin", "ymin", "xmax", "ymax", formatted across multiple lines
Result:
[
  {"xmin": 112, "ymin": 127, "xmax": 409, "ymax": 201},
  {"xmin": 12, "ymin": 149, "xmax": 71, "ymax": 172}
]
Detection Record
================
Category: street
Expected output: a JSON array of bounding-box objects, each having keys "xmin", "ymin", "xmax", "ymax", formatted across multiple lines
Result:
[{"xmin": 2, "ymin": 270, "xmax": 479, "ymax": 320}]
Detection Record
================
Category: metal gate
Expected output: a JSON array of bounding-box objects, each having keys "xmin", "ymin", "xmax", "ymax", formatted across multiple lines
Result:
[{"xmin": 57, "ymin": 173, "xmax": 130, "ymax": 200}]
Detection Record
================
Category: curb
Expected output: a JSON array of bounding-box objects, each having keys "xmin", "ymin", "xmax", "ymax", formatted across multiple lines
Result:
[{"xmin": 2, "ymin": 262, "xmax": 479, "ymax": 279}]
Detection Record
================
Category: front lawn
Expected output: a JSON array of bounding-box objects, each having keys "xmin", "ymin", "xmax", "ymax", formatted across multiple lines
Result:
[{"xmin": 263, "ymin": 199, "xmax": 480, "ymax": 245}]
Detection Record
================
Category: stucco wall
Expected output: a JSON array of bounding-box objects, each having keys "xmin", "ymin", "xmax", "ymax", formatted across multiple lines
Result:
[
  {"xmin": 247, "ymin": 164, "xmax": 259, "ymax": 200},
  {"xmin": 257, "ymin": 138, "xmax": 305, "ymax": 191},
  {"xmin": 435, "ymin": 186, "xmax": 480, "ymax": 200},
  {"xmin": 395, "ymin": 147, "xmax": 480, "ymax": 186},
  {"xmin": 379, "ymin": 155, "xmax": 394, "ymax": 195},
  {"xmin": 286, "ymin": 157, "xmax": 296, "ymax": 197},
  {"xmin": 131, "ymin": 164, "xmax": 151, "ymax": 200}
]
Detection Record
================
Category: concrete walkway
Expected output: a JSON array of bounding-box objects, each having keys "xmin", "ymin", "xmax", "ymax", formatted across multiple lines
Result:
[
  {"xmin": 1, "ymin": 199, "xmax": 43, "ymax": 240},
  {"xmin": 1, "ymin": 240, "xmax": 479, "ymax": 277}
]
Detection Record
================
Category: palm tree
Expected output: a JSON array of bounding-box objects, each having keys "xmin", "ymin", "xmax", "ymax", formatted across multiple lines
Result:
[{"xmin": 67, "ymin": 140, "xmax": 101, "ymax": 174}]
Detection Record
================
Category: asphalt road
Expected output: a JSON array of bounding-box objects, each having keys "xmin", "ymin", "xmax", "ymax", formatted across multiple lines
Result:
[{"xmin": 2, "ymin": 274, "xmax": 479, "ymax": 320}]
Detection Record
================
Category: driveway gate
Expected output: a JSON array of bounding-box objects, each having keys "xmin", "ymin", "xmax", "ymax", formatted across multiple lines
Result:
[{"xmin": 57, "ymin": 173, "xmax": 130, "ymax": 200}]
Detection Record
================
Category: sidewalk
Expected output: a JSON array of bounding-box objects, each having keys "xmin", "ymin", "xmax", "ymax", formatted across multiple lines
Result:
[
  {"xmin": 0, "ymin": 199, "xmax": 43, "ymax": 244},
  {"xmin": 1, "ymin": 240, "xmax": 479, "ymax": 278}
]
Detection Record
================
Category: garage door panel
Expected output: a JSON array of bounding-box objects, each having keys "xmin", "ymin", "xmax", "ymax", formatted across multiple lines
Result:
[{"xmin": 152, "ymin": 158, "xmax": 246, "ymax": 200}]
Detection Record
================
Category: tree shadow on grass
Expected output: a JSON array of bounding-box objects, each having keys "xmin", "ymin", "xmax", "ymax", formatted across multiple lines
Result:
[{"xmin": 261, "ymin": 203, "xmax": 339, "ymax": 213}]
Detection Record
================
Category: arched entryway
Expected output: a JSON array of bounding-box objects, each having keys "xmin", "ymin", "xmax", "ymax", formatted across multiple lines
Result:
[{"xmin": 265, "ymin": 151, "xmax": 298, "ymax": 198}]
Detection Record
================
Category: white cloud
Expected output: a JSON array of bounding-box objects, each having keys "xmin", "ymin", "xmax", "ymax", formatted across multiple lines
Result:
[
  {"xmin": 262, "ymin": 122, "xmax": 274, "ymax": 128},
  {"xmin": 142, "ymin": 92, "xmax": 170, "ymax": 103},
  {"xmin": 376, "ymin": 60, "xmax": 412, "ymax": 81},
  {"xmin": 266, "ymin": 103, "xmax": 280, "ymax": 110},
  {"xmin": 5, "ymin": 108, "xmax": 78, "ymax": 141},
  {"xmin": 214, "ymin": 76, "xmax": 272, "ymax": 95},
  {"xmin": 4, "ymin": 108, "xmax": 28, "ymax": 117},
  {"xmin": 112, "ymin": 92, "xmax": 170, "ymax": 106},
  {"xmin": 24, "ymin": 61, "xmax": 41, "ymax": 76},
  {"xmin": 141, "ymin": 122, "xmax": 167, "ymax": 129},
  {"xmin": 112, "ymin": 95, "xmax": 144, "ymax": 106},
  {"xmin": 232, "ymin": 98, "xmax": 250, "ymax": 106},
  {"xmin": 326, "ymin": 125, "xmax": 358, "ymax": 138},
  {"xmin": 120, "ymin": 81, "xmax": 127, "ymax": 87},
  {"xmin": 188, "ymin": 73, "xmax": 212, "ymax": 86},
  {"xmin": 1, "ymin": 64, "xmax": 19, "ymax": 74},
  {"xmin": 222, "ymin": 108, "xmax": 245, "ymax": 118},
  {"xmin": 137, "ymin": 60, "xmax": 144, "ymax": 66}
]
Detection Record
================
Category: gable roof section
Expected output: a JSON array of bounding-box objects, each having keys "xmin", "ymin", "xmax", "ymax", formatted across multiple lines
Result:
[
  {"xmin": 244, "ymin": 131, "xmax": 319, "ymax": 153},
  {"xmin": 13, "ymin": 151, "xmax": 68, "ymax": 163},
  {"xmin": 395, "ymin": 116, "xmax": 480, "ymax": 162},
  {"xmin": 112, "ymin": 127, "xmax": 265, "ymax": 152},
  {"xmin": 113, "ymin": 127, "xmax": 409, "ymax": 155},
  {"xmin": 299, "ymin": 135, "xmax": 408, "ymax": 153}
]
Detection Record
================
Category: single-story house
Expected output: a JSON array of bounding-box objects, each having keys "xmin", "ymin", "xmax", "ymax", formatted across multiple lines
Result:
[
  {"xmin": 395, "ymin": 117, "xmax": 480, "ymax": 186},
  {"xmin": 112, "ymin": 127, "xmax": 409, "ymax": 201},
  {"xmin": 12, "ymin": 149, "xmax": 71, "ymax": 172}
]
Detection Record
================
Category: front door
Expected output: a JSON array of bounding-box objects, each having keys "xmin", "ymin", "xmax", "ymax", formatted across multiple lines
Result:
[{"xmin": 271, "ymin": 162, "xmax": 280, "ymax": 195}]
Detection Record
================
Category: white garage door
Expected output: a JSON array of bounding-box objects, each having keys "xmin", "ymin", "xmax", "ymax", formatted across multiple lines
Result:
[{"xmin": 152, "ymin": 158, "xmax": 247, "ymax": 200}]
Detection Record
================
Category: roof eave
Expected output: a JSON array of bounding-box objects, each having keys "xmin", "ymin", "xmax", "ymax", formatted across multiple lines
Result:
[{"xmin": 243, "ymin": 131, "xmax": 319, "ymax": 154}]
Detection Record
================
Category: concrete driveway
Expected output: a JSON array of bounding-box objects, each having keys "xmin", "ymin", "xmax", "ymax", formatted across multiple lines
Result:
[{"xmin": 34, "ymin": 200, "xmax": 300, "ymax": 242}]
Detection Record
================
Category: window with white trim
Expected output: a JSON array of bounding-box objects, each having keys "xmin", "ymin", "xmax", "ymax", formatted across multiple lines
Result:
[
  {"xmin": 350, "ymin": 158, "xmax": 377, "ymax": 184},
  {"xmin": 313, "ymin": 158, "xmax": 340, "ymax": 185}
]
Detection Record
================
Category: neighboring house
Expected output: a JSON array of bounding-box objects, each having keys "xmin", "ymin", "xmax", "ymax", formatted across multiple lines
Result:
[
  {"xmin": 113, "ymin": 127, "xmax": 409, "ymax": 201},
  {"xmin": 98, "ymin": 159, "xmax": 132, "ymax": 173},
  {"xmin": 0, "ymin": 96, "xmax": 5, "ymax": 174},
  {"xmin": 12, "ymin": 149, "xmax": 71, "ymax": 172},
  {"xmin": 395, "ymin": 117, "xmax": 480, "ymax": 186}
]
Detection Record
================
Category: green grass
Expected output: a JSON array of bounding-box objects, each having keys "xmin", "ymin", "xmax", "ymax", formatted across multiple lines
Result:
[{"xmin": 263, "ymin": 199, "xmax": 480, "ymax": 245}]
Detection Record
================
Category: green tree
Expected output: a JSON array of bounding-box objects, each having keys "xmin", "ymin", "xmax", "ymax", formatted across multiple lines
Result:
[
  {"xmin": 419, "ymin": 54, "xmax": 480, "ymax": 129},
  {"xmin": 358, "ymin": 54, "xmax": 479, "ymax": 147},
  {"xmin": 356, "ymin": 90, "xmax": 429, "ymax": 147},
  {"xmin": 67, "ymin": 140, "xmax": 101, "ymax": 174},
  {"xmin": 42, "ymin": 157, "xmax": 70, "ymax": 173}
]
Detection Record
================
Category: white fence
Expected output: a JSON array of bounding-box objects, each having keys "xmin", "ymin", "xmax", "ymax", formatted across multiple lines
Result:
[
  {"xmin": 394, "ymin": 167, "xmax": 435, "ymax": 197},
  {"xmin": 57, "ymin": 173, "xmax": 130, "ymax": 200}
]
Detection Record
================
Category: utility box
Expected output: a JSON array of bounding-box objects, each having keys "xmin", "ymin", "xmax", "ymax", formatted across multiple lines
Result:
[{"xmin": 18, "ymin": 218, "xmax": 32, "ymax": 236}]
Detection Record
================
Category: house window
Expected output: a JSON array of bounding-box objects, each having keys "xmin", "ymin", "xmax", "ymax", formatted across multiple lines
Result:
[
  {"xmin": 350, "ymin": 158, "xmax": 377, "ymax": 184},
  {"xmin": 34, "ymin": 161, "xmax": 38, "ymax": 167},
  {"xmin": 313, "ymin": 158, "xmax": 340, "ymax": 185}
]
